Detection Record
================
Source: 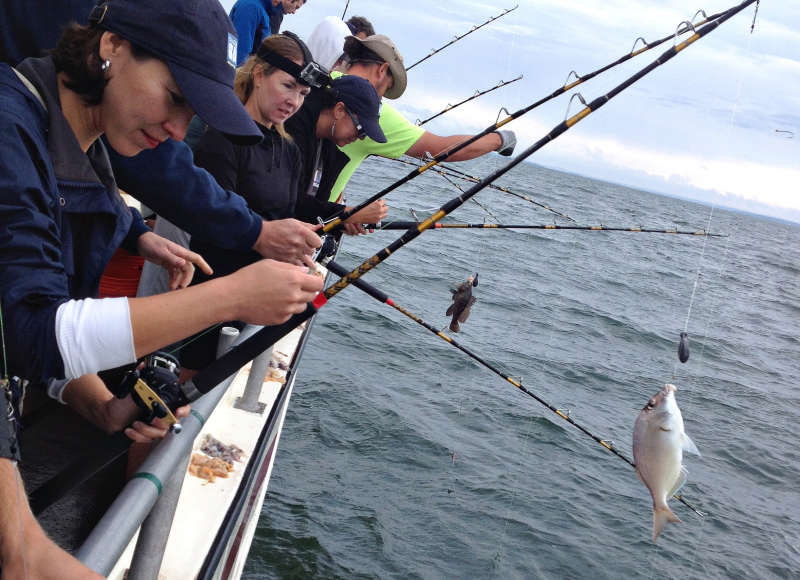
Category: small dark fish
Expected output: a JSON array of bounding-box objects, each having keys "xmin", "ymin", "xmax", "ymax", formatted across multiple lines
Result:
[
  {"xmin": 678, "ymin": 332, "xmax": 690, "ymax": 363},
  {"xmin": 445, "ymin": 276, "xmax": 477, "ymax": 332}
]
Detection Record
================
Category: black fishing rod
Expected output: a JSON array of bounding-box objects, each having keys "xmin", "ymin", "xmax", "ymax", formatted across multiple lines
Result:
[
  {"xmin": 182, "ymin": 0, "xmax": 755, "ymax": 404},
  {"xmin": 323, "ymin": 259, "xmax": 704, "ymax": 515},
  {"xmin": 389, "ymin": 156, "xmax": 575, "ymax": 221},
  {"xmin": 29, "ymin": 1, "xmax": 752, "ymax": 514},
  {"xmin": 371, "ymin": 221, "xmax": 726, "ymax": 236},
  {"xmin": 417, "ymin": 76, "xmax": 523, "ymax": 126},
  {"xmin": 321, "ymin": 6, "xmax": 724, "ymax": 235},
  {"xmin": 341, "ymin": 0, "xmax": 350, "ymax": 20},
  {"xmin": 406, "ymin": 5, "xmax": 518, "ymax": 71}
]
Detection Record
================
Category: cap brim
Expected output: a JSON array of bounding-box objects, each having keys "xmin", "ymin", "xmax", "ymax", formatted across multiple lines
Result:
[
  {"xmin": 169, "ymin": 62, "xmax": 262, "ymax": 146},
  {"xmin": 383, "ymin": 61, "xmax": 407, "ymax": 99},
  {"xmin": 361, "ymin": 116, "xmax": 386, "ymax": 143}
]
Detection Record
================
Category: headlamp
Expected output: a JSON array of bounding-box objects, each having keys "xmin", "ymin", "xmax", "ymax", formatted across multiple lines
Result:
[{"xmin": 256, "ymin": 31, "xmax": 331, "ymax": 89}]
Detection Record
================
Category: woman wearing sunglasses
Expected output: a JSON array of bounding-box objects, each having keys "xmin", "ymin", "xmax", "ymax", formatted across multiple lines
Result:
[{"xmin": 180, "ymin": 33, "xmax": 387, "ymax": 372}]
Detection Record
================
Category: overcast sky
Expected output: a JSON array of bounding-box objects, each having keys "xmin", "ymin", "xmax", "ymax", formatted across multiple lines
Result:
[{"xmin": 222, "ymin": 0, "xmax": 800, "ymax": 222}]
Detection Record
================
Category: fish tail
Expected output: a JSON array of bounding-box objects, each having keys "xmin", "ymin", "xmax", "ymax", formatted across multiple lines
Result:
[
  {"xmin": 449, "ymin": 318, "xmax": 460, "ymax": 332},
  {"xmin": 652, "ymin": 505, "xmax": 681, "ymax": 542}
]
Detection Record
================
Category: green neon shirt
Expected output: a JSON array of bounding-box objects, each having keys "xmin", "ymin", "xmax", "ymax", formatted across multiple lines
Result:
[{"xmin": 328, "ymin": 72, "xmax": 425, "ymax": 201}]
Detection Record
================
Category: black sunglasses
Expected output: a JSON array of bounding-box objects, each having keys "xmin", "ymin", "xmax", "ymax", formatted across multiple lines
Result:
[{"xmin": 344, "ymin": 105, "xmax": 367, "ymax": 140}]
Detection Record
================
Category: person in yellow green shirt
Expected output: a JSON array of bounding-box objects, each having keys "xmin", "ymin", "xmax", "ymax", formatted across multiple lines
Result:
[{"xmin": 319, "ymin": 33, "xmax": 516, "ymax": 202}]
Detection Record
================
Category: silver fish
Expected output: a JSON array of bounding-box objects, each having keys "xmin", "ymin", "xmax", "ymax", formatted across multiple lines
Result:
[{"xmin": 632, "ymin": 383, "xmax": 700, "ymax": 542}]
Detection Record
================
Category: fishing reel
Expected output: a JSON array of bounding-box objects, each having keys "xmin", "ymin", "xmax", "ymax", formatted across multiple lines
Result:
[{"xmin": 113, "ymin": 352, "xmax": 187, "ymax": 433}]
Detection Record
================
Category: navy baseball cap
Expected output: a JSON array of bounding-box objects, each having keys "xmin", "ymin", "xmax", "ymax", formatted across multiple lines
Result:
[
  {"xmin": 331, "ymin": 75, "xmax": 386, "ymax": 143},
  {"xmin": 89, "ymin": 0, "xmax": 262, "ymax": 145}
]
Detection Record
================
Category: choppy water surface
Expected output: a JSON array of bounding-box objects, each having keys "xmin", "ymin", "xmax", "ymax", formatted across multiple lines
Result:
[{"xmin": 244, "ymin": 156, "xmax": 800, "ymax": 579}]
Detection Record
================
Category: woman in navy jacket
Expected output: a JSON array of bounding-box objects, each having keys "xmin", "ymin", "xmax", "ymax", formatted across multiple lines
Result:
[{"xmin": 0, "ymin": 2, "xmax": 323, "ymax": 576}]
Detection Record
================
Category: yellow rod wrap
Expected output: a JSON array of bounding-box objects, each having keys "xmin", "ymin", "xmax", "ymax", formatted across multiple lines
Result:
[
  {"xmin": 632, "ymin": 47, "xmax": 648, "ymax": 57},
  {"xmin": 564, "ymin": 79, "xmax": 581, "ymax": 91},
  {"xmin": 420, "ymin": 160, "xmax": 437, "ymax": 172},
  {"xmin": 631, "ymin": 227, "xmax": 642, "ymax": 232},
  {"xmin": 556, "ymin": 410, "xmax": 569, "ymax": 420},
  {"xmin": 418, "ymin": 210, "xmax": 447, "ymax": 232},
  {"xmin": 675, "ymin": 32, "xmax": 701, "ymax": 52},
  {"xmin": 565, "ymin": 107, "xmax": 591, "ymax": 128},
  {"xmin": 601, "ymin": 441, "xmax": 612, "ymax": 450},
  {"xmin": 322, "ymin": 217, "xmax": 343, "ymax": 233},
  {"xmin": 545, "ymin": 224, "xmax": 556, "ymax": 229},
  {"xmin": 591, "ymin": 226, "xmax": 603, "ymax": 230},
  {"xmin": 495, "ymin": 116, "xmax": 513, "ymax": 129}
]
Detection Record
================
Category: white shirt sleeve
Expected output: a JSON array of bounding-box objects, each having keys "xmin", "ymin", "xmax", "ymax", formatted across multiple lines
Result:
[{"xmin": 55, "ymin": 297, "xmax": 137, "ymax": 380}]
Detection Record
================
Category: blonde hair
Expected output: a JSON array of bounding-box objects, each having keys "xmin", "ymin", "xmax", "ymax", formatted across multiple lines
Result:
[{"xmin": 234, "ymin": 34, "xmax": 305, "ymax": 140}]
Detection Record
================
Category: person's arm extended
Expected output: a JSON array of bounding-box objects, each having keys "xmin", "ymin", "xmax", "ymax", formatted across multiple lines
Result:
[
  {"xmin": 404, "ymin": 130, "xmax": 503, "ymax": 161},
  {"xmin": 107, "ymin": 138, "xmax": 264, "ymax": 252},
  {"xmin": 0, "ymin": 459, "xmax": 104, "ymax": 579},
  {"xmin": 108, "ymin": 139, "xmax": 320, "ymax": 263}
]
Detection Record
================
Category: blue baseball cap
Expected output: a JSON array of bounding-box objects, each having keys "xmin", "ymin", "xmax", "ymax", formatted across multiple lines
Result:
[
  {"xmin": 331, "ymin": 75, "xmax": 386, "ymax": 143},
  {"xmin": 89, "ymin": 0, "xmax": 262, "ymax": 145}
]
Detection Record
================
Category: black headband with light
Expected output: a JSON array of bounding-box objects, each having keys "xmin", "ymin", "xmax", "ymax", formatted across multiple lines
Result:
[{"xmin": 256, "ymin": 31, "xmax": 331, "ymax": 89}]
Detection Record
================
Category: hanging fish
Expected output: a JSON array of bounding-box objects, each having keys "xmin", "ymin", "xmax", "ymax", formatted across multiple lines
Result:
[
  {"xmin": 678, "ymin": 332, "xmax": 690, "ymax": 363},
  {"xmin": 445, "ymin": 275, "xmax": 477, "ymax": 332},
  {"xmin": 632, "ymin": 384, "xmax": 700, "ymax": 542}
]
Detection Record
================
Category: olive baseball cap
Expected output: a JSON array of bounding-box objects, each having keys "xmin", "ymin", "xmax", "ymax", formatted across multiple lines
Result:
[{"xmin": 344, "ymin": 34, "xmax": 407, "ymax": 99}]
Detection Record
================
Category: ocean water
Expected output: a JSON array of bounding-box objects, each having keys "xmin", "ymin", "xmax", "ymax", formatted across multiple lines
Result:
[{"xmin": 243, "ymin": 155, "xmax": 800, "ymax": 579}]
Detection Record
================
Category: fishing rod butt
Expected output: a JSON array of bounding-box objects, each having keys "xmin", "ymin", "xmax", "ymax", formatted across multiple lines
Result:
[{"xmin": 188, "ymin": 303, "xmax": 320, "ymax": 397}]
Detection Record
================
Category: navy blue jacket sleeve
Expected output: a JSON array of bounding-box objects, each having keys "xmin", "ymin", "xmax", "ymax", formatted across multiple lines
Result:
[
  {"xmin": 0, "ymin": 111, "xmax": 68, "ymax": 384},
  {"xmin": 106, "ymin": 138, "xmax": 263, "ymax": 252},
  {"xmin": 121, "ymin": 205, "xmax": 150, "ymax": 254}
]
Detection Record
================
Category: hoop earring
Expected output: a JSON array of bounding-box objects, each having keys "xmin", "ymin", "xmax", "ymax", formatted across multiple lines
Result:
[
  {"xmin": 100, "ymin": 59, "xmax": 111, "ymax": 73},
  {"xmin": 331, "ymin": 120, "xmax": 336, "ymax": 138}
]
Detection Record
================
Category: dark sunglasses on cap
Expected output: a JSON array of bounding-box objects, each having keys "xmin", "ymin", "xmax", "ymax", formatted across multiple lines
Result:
[{"xmin": 344, "ymin": 105, "xmax": 367, "ymax": 140}]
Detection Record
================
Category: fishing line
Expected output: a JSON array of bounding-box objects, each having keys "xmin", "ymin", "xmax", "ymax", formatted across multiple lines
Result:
[
  {"xmin": 182, "ymin": 0, "xmax": 758, "ymax": 471},
  {"xmin": 320, "ymin": 8, "xmax": 725, "ymax": 235},
  {"xmin": 695, "ymin": 233, "xmax": 732, "ymax": 368},
  {"xmin": 322, "ymin": 260, "xmax": 704, "ymax": 515},
  {"xmin": 389, "ymin": 156, "xmax": 575, "ymax": 221},
  {"xmin": 672, "ymin": 207, "xmax": 714, "ymax": 379}
]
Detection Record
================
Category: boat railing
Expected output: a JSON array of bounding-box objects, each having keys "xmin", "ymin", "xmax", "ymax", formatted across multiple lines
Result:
[{"xmin": 76, "ymin": 324, "xmax": 265, "ymax": 576}]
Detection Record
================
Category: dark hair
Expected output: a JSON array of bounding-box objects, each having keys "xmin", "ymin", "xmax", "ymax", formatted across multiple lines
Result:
[
  {"xmin": 51, "ymin": 22, "xmax": 153, "ymax": 106},
  {"xmin": 346, "ymin": 16, "xmax": 375, "ymax": 37},
  {"xmin": 342, "ymin": 37, "xmax": 390, "ymax": 76}
]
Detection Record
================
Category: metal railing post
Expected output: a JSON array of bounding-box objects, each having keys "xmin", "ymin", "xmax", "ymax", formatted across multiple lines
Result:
[{"xmin": 234, "ymin": 346, "xmax": 270, "ymax": 413}]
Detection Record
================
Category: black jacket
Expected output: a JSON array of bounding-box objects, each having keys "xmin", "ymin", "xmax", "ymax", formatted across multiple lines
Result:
[
  {"xmin": 190, "ymin": 123, "xmax": 341, "ymax": 278},
  {"xmin": 283, "ymin": 89, "xmax": 351, "ymax": 202}
]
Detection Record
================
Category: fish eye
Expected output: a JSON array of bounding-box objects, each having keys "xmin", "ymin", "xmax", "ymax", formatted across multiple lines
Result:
[{"xmin": 646, "ymin": 398, "xmax": 656, "ymax": 409}]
